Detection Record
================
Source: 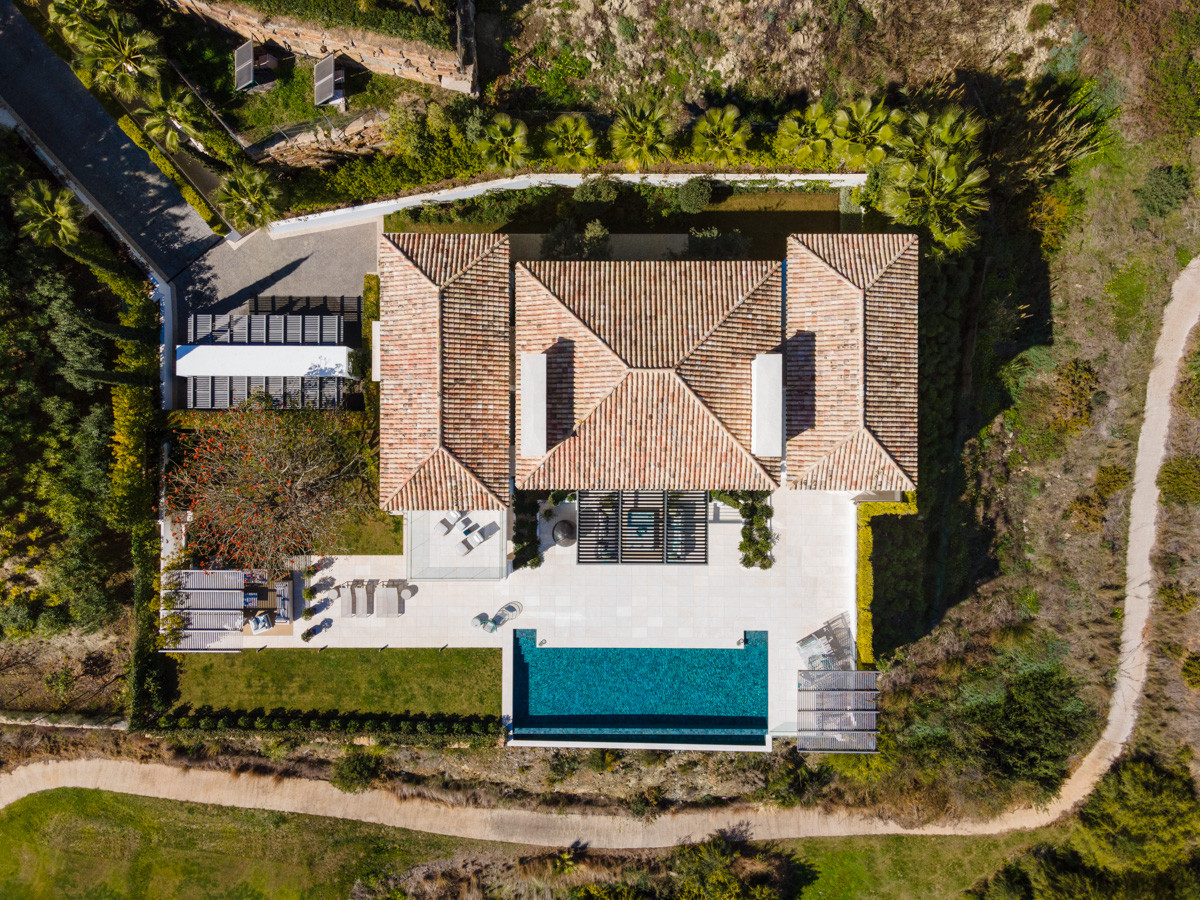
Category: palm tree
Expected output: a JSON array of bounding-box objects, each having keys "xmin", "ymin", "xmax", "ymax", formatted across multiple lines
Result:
[
  {"xmin": 773, "ymin": 104, "xmax": 836, "ymax": 165},
  {"xmin": 543, "ymin": 114, "xmax": 596, "ymax": 168},
  {"xmin": 876, "ymin": 147, "xmax": 988, "ymax": 253},
  {"xmin": 77, "ymin": 12, "xmax": 162, "ymax": 101},
  {"xmin": 610, "ymin": 101, "xmax": 672, "ymax": 170},
  {"xmin": 11, "ymin": 180, "xmax": 84, "ymax": 247},
  {"xmin": 478, "ymin": 113, "xmax": 530, "ymax": 172},
  {"xmin": 893, "ymin": 106, "xmax": 984, "ymax": 160},
  {"xmin": 141, "ymin": 85, "xmax": 204, "ymax": 154},
  {"xmin": 691, "ymin": 105, "xmax": 750, "ymax": 166},
  {"xmin": 48, "ymin": 0, "xmax": 111, "ymax": 48},
  {"xmin": 212, "ymin": 163, "xmax": 281, "ymax": 231},
  {"xmin": 831, "ymin": 97, "xmax": 905, "ymax": 168}
]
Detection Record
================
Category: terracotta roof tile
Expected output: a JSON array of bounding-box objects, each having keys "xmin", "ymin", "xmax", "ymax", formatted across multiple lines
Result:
[
  {"xmin": 522, "ymin": 370, "xmax": 775, "ymax": 491},
  {"xmin": 793, "ymin": 427, "xmax": 915, "ymax": 491},
  {"xmin": 378, "ymin": 235, "xmax": 510, "ymax": 511},
  {"xmin": 785, "ymin": 234, "xmax": 919, "ymax": 490},
  {"xmin": 524, "ymin": 261, "xmax": 777, "ymax": 367},
  {"xmin": 677, "ymin": 263, "xmax": 784, "ymax": 481},
  {"xmin": 384, "ymin": 232, "xmax": 505, "ymax": 287},
  {"xmin": 514, "ymin": 265, "xmax": 628, "ymax": 482}
]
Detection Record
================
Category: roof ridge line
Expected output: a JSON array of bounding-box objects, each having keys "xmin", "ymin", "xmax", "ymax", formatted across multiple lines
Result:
[
  {"xmin": 439, "ymin": 235, "xmax": 510, "ymax": 290},
  {"xmin": 516, "ymin": 262, "xmax": 629, "ymax": 370},
  {"xmin": 677, "ymin": 260, "xmax": 783, "ymax": 370},
  {"xmin": 790, "ymin": 426, "xmax": 914, "ymax": 491},
  {"xmin": 382, "ymin": 234, "xmax": 441, "ymax": 292},
  {"xmin": 517, "ymin": 369, "xmax": 632, "ymax": 488},
  {"xmin": 669, "ymin": 371, "xmax": 777, "ymax": 489},
  {"xmin": 858, "ymin": 233, "xmax": 916, "ymax": 290},
  {"xmin": 861, "ymin": 424, "xmax": 916, "ymax": 488},
  {"xmin": 381, "ymin": 445, "xmax": 443, "ymax": 511},
  {"xmin": 437, "ymin": 445, "xmax": 507, "ymax": 507},
  {"xmin": 787, "ymin": 234, "xmax": 860, "ymax": 293}
]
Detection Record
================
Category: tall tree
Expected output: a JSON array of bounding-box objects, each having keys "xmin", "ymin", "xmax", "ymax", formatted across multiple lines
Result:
[
  {"xmin": 478, "ymin": 113, "xmax": 530, "ymax": 172},
  {"xmin": 11, "ymin": 180, "xmax": 84, "ymax": 248},
  {"xmin": 691, "ymin": 105, "xmax": 750, "ymax": 166},
  {"xmin": 77, "ymin": 12, "xmax": 162, "ymax": 101},
  {"xmin": 610, "ymin": 101, "xmax": 672, "ymax": 170},
  {"xmin": 212, "ymin": 162, "xmax": 281, "ymax": 231},
  {"xmin": 168, "ymin": 395, "xmax": 369, "ymax": 576}
]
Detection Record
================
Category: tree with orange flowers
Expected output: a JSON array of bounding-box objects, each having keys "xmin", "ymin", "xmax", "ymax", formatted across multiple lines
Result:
[{"xmin": 168, "ymin": 395, "xmax": 368, "ymax": 576}]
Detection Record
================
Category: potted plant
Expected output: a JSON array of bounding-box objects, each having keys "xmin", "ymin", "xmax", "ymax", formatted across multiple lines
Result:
[{"xmin": 301, "ymin": 628, "xmax": 314, "ymax": 642}]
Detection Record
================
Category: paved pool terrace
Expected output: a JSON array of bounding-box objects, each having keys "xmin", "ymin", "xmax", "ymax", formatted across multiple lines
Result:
[{"xmin": 246, "ymin": 488, "xmax": 859, "ymax": 745}]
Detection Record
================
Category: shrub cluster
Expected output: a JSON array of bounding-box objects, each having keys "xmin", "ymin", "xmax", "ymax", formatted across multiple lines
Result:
[
  {"xmin": 1184, "ymin": 654, "xmax": 1200, "ymax": 690},
  {"xmin": 513, "ymin": 491, "xmax": 544, "ymax": 570},
  {"xmin": 1158, "ymin": 455, "xmax": 1200, "ymax": 504},
  {"xmin": 1134, "ymin": 165, "xmax": 1193, "ymax": 223},
  {"xmin": 1177, "ymin": 348, "xmax": 1200, "ymax": 415},
  {"xmin": 713, "ymin": 491, "xmax": 776, "ymax": 569},
  {"xmin": 1158, "ymin": 581, "xmax": 1199, "ymax": 615},
  {"xmin": 154, "ymin": 705, "xmax": 503, "ymax": 743},
  {"xmin": 1065, "ymin": 464, "xmax": 1131, "ymax": 534}
]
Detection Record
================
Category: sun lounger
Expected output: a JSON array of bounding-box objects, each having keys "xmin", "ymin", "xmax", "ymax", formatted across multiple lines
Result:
[
  {"xmin": 340, "ymin": 588, "xmax": 351, "ymax": 618},
  {"xmin": 380, "ymin": 584, "xmax": 400, "ymax": 617},
  {"xmin": 365, "ymin": 582, "xmax": 375, "ymax": 617},
  {"xmin": 350, "ymin": 581, "xmax": 362, "ymax": 616}
]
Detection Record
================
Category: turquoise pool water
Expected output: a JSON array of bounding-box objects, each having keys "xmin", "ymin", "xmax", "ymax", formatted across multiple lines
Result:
[{"xmin": 511, "ymin": 630, "xmax": 768, "ymax": 746}]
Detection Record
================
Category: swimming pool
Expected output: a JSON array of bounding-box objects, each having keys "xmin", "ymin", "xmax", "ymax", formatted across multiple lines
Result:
[{"xmin": 510, "ymin": 630, "xmax": 769, "ymax": 747}]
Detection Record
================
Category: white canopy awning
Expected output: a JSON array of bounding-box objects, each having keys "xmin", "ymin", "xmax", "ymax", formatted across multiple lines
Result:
[{"xmin": 176, "ymin": 345, "xmax": 351, "ymax": 378}]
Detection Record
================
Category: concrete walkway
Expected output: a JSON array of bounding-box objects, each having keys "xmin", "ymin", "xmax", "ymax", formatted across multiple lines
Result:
[
  {"xmin": 1, "ymin": 254, "xmax": 1197, "ymax": 847},
  {"xmin": 0, "ymin": 1, "xmax": 220, "ymax": 281}
]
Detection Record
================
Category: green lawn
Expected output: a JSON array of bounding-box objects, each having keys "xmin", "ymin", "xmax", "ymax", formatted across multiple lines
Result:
[
  {"xmin": 0, "ymin": 789, "xmax": 1059, "ymax": 899},
  {"xmin": 175, "ymin": 648, "xmax": 501, "ymax": 717},
  {"xmin": 781, "ymin": 832, "xmax": 1054, "ymax": 899},
  {"xmin": 328, "ymin": 507, "xmax": 405, "ymax": 555},
  {"xmin": 0, "ymin": 789, "xmax": 474, "ymax": 900}
]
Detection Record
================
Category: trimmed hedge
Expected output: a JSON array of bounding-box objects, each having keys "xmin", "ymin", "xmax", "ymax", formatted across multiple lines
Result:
[
  {"xmin": 116, "ymin": 115, "xmax": 228, "ymax": 235},
  {"xmin": 360, "ymin": 274, "xmax": 380, "ymax": 441},
  {"xmin": 228, "ymin": 0, "xmax": 454, "ymax": 50},
  {"xmin": 154, "ymin": 706, "xmax": 503, "ymax": 747},
  {"xmin": 856, "ymin": 493, "xmax": 918, "ymax": 667}
]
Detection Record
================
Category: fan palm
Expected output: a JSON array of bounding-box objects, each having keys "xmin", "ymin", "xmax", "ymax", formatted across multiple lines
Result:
[
  {"xmin": 212, "ymin": 162, "xmax": 281, "ymax": 231},
  {"xmin": 477, "ymin": 113, "xmax": 530, "ymax": 172},
  {"xmin": 141, "ymin": 85, "xmax": 204, "ymax": 154},
  {"xmin": 876, "ymin": 147, "xmax": 988, "ymax": 253},
  {"xmin": 691, "ymin": 105, "xmax": 750, "ymax": 166},
  {"xmin": 48, "ymin": 0, "xmax": 111, "ymax": 48},
  {"xmin": 831, "ymin": 97, "xmax": 905, "ymax": 168},
  {"xmin": 894, "ymin": 106, "xmax": 984, "ymax": 160},
  {"xmin": 77, "ymin": 12, "xmax": 162, "ymax": 101},
  {"xmin": 610, "ymin": 101, "xmax": 672, "ymax": 170},
  {"xmin": 774, "ymin": 104, "xmax": 836, "ymax": 164},
  {"xmin": 12, "ymin": 180, "xmax": 84, "ymax": 247},
  {"xmin": 543, "ymin": 114, "xmax": 597, "ymax": 168}
]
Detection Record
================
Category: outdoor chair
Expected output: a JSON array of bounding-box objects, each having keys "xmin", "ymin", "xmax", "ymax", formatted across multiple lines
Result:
[
  {"xmin": 339, "ymin": 588, "xmax": 352, "ymax": 618},
  {"xmin": 365, "ymin": 581, "xmax": 375, "ymax": 617},
  {"xmin": 457, "ymin": 528, "xmax": 485, "ymax": 555},
  {"xmin": 350, "ymin": 581, "xmax": 362, "ymax": 616},
  {"xmin": 471, "ymin": 613, "xmax": 490, "ymax": 629},
  {"xmin": 440, "ymin": 510, "xmax": 465, "ymax": 535}
]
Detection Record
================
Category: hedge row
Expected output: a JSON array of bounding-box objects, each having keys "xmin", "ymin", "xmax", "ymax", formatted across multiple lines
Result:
[
  {"xmin": 855, "ymin": 493, "xmax": 918, "ymax": 667},
  {"xmin": 116, "ymin": 115, "xmax": 228, "ymax": 235},
  {"xmin": 155, "ymin": 707, "xmax": 503, "ymax": 743},
  {"xmin": 231, "ymin": 0, "xmax": 454, "ymax": 50}
]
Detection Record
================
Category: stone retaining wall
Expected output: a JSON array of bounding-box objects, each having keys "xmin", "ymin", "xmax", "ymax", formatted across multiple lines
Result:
[
  {"xmin": 257, "ymin": 112, "xmax": 391, "ymax": 167},
  {"xmin": 159, "ymin": 0, "xmax": 477, "ymax": 95}
]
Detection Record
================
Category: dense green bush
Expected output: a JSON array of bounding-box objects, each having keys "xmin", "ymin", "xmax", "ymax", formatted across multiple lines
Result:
[
  {"xmin": 974, "ymin": 757, "xmax": 1200, "ymax": 899},
  {"xmin": 676, "ymin": 177, "xmax": 712, "ymax": 214},
  {"xmin": 512, "ymin": 491, "xmax": 544, "ymax": 570},
  {"xmin": 714, "ymin": 491, "xmax": 775, "ymax": 568},
  {"xmin": 1159, "ymin": 581, "xmax": 1199, "ymax": 615},
  {"xmin": 330, "ymin": 749, "xmax": 383, "ymax": 793},
  {"xmin": 1135, "ymin": 165, "xmax": 1193, "ymax": 220},
  {"xmin": 1159, "ymin": 456, "xmax": 1200, "ymax": 504}
]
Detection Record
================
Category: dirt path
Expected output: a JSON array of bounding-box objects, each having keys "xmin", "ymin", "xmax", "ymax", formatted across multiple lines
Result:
[{"xmin": 1, "ymin": 259, "xmax": 1198, "ymax": 848}]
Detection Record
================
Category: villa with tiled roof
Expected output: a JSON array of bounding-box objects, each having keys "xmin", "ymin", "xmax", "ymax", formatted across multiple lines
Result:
[{"xmin": 377, "ymin": 231, "xmax": 919, "ymax": 510}]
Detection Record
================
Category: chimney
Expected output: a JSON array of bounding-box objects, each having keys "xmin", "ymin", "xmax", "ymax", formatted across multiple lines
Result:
[
  {"xmin": 520, "ymin": 352, "xmax": 547, "ymax": 457},
  {"xmin": 751, "ymin": 353, "xmax": 783, "ymax": 457}
]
